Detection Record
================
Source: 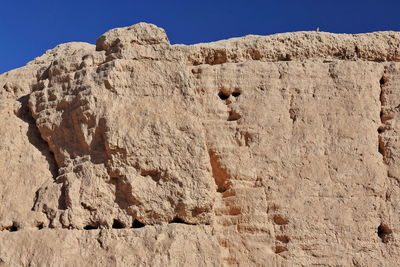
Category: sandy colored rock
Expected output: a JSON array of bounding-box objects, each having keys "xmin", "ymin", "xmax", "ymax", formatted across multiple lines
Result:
[{"xmin": 1, "ymin": 22, "xmax": 400, "ymax": 266}]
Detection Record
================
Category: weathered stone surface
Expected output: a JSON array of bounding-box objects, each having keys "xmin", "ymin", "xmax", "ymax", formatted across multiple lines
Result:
[{"xmin": 1, "ymin": 23, "xmax": 400, "ymax": 266}]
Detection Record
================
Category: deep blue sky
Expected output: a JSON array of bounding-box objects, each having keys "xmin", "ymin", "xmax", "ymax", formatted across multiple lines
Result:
[{"xmin": 1, "ymin": 0, "xmax": 399, "ymax": 73}]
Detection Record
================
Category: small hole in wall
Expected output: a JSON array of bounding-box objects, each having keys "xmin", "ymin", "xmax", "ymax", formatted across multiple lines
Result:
[
  {"xmin": 218, "ymin": 91, "xmax": 230, "ymax": 100},
  {"xmin": 37, "ymin": 223, "xmax": 44, "ymax": 230},
  {"xmin": 83, "ymin": 225, "xmax": 98, "ymax": 230},
  {"xmin": 112, "ymin": 219, "xmax": 125, "ymax": 229},
  {"xmin": 132, "ymin": 219, "xmax": 145, "ymax": 229},
  {"xmin": 380, "ymin": 77, "xmax": 385, "ymax": 86},
  {"xmin": 227, "ymin": 110, "xmax": 242, "ymax": 121},
  {"xmin": 377, "ymin": 223, "xmax": 393, "ymax": 243},
  {"xmin": 9, "ymin": 222, "xmax": 18, "ymax": 232},
  {"xmin": 232, "ymin": 91, "xmax": 241, "ymax": 97}
]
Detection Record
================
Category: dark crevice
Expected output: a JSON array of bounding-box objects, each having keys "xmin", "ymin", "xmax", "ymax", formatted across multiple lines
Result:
[
  {"xmin": 9, "ymin": 223, "xmax": 18, "ymax": 232},
  {"xmin": 31, "ymin": 189, "xmax": 41, "ymax": 211},
  {"xmin": 2, "ymin": 222, "xmax": 19, "ymax": 232},
  {"xmin": 112, "ymin": 219, "xmax": 125, "ymax": 229},
  {"xmin": 355, "ymin": 45, "xmax": 360, "ymax": 58},
  {"xmin": 57, "ymin": 182, "xmax": 68, "ymax": 210},
  {"xmin": 131, "ymin": 219, "xmax": 145, "ymax": 228},
  {"xmin": 169, "ymin": 217, "xmax": 190, "ymax": 224},
  {"xmin": 37, "ymin": 223, "xmax": 44, "ymax": 230},
  {"xmin": 218, "ymin": 91, "xmax": 230, "ymax": 100},
  {"xmin": 378, "ymin": 223, "xmax": 393, "ymax": 243},
  {"xmin": 83, "ymin": 225, "xmax": 99, "ymax": 230},
  {"xmin": 16, "ymin": 95, "xmax": 59, "ymax": 179},
  {"xmin": 378, "ymin": 75, "xmax": 392, "ymax": 164},
  {"xmin": 231, "ymin": 91, "xmax": 241, "ymax": 98}
]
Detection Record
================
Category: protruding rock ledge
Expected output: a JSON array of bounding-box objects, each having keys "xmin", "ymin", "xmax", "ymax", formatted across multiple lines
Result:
[{"xmin": 96, "ymin": 22, "xmax": 170, "ymax": 52}]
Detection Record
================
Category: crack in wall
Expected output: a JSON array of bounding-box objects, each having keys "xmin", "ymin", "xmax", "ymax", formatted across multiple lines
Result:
[
  {"xmin": 289, "ymin": 94, "xmax": 299, "ymax": 124},
  {"xmin": 378, "ymin": 74, "xmax": 393, "ymax": 164},
  {"xmin": 208, "ymin": 149, "xmax": 231, "ymax": 193},
  {"xmin": 15, "ymin": 94, "xmax": 60, "ymax": 214},
  {"xmin": 16, "ymin": 94, "xmax": 59, "ymax": 179}
]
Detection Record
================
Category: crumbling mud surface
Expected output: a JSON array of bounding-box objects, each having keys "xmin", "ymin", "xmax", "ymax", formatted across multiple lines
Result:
[{"xmin": 1, "ymin": 23, "xmax": 400, "ymax": 266}]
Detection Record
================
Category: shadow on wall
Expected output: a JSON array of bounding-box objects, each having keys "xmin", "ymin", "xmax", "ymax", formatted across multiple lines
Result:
[{"xmin": 16, "ymin": 94, "xmax": 59, "ymax": 178}]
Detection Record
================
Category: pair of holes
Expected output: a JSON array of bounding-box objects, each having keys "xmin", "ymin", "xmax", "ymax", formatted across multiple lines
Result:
[{"xmin": 218, "ymin": 91, "xmax": 241, "ymax": 100}]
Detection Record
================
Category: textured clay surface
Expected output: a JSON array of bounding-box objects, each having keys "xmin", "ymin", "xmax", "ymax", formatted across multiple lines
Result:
[{"xmin": 1, "ymin": 23, "xmax": 400, "ymax": 266}]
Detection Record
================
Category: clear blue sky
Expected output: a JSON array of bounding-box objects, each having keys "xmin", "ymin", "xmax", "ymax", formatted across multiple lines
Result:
[{"xmin": 1, "ymin": 0, "xmax": 399, "ymax": 73}]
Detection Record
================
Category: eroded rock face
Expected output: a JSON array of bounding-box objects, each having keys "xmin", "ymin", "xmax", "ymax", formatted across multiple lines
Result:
[{"xmin": 1, "ymin": 22, "xmax": 400, "ymax": 266}]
